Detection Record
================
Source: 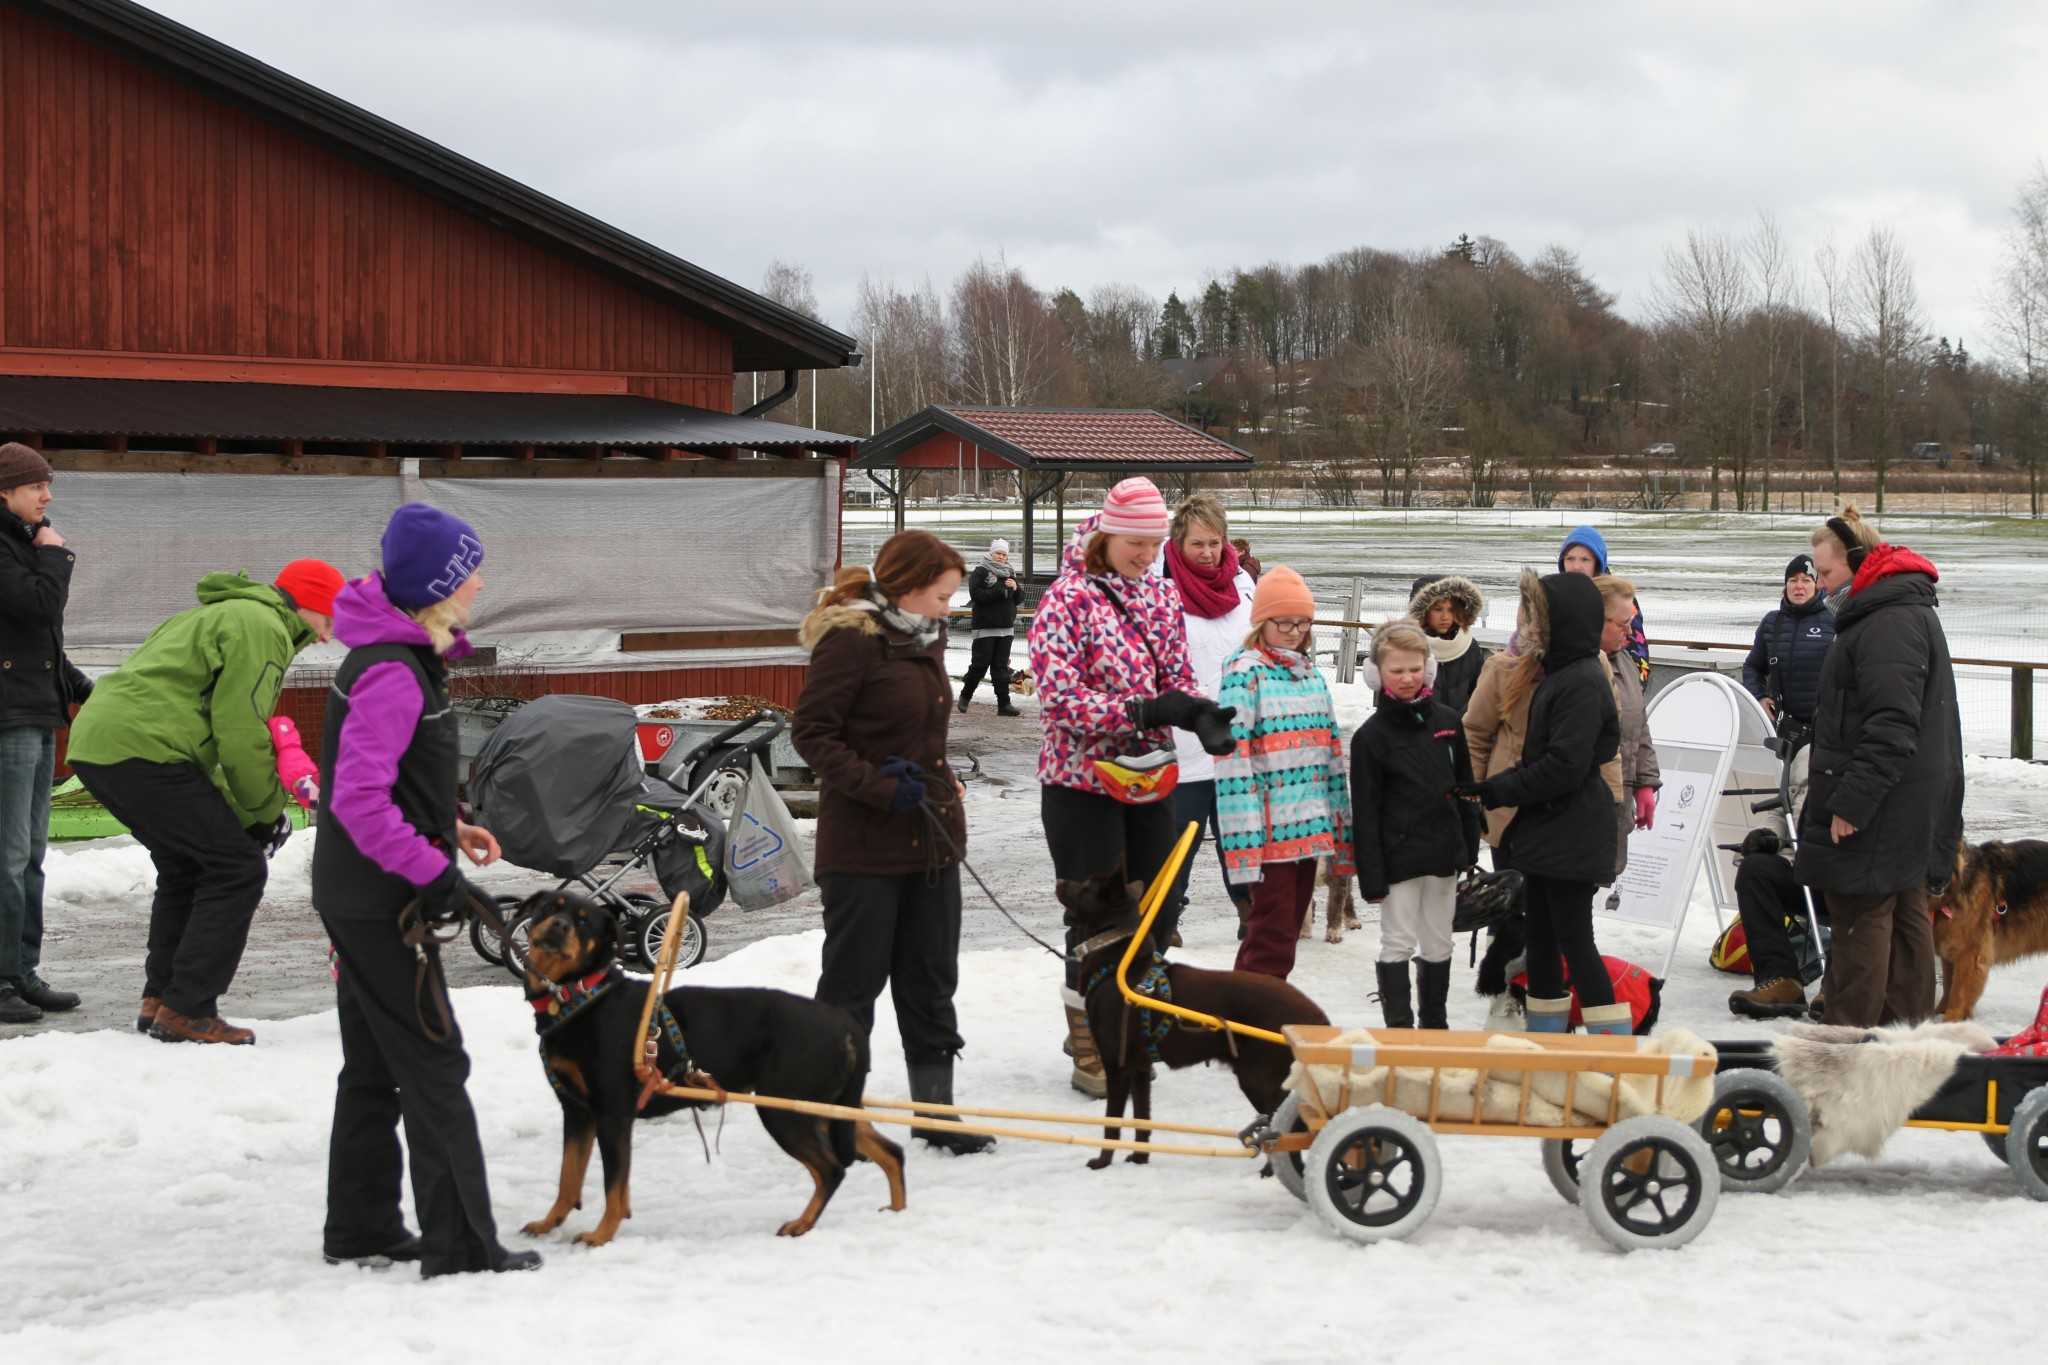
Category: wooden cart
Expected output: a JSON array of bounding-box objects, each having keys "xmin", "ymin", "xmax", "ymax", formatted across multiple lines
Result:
[{"xmin": 1254, "ymin": 1026, "xmax": 1723, "ymax": 1251}]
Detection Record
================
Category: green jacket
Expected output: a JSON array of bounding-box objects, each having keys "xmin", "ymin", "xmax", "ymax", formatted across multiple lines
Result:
[{"xmin": 67, "ymin": 573, "xmax": 314, "ymax": 827}]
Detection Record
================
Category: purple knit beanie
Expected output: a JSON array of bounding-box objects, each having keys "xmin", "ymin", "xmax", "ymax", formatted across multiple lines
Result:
[{"xmin": 381, "ymin": 502, "xmax": 484, "ymax": 610}]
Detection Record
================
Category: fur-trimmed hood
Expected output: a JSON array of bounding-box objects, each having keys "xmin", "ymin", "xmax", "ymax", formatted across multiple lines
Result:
[
  {"xmin": 798, "ymin": 599, "xmax": 882, "ymax": 651},
  {"xmin": 1408, "ymin": 574, "xmax": 1485, "ymax": 631},
  {"xmin": 1515, "ymin": 569, "xmax": 1603, "ymax": 666}
]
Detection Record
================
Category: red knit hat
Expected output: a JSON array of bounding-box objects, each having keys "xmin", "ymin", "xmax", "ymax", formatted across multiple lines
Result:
[
  {"xmin": 274, "ymin": 559, "xmax": 345, "ymax": 617},
  {"xmin": 1097, "ymin": 476, "xmax": 1170, "ymax": 537}
]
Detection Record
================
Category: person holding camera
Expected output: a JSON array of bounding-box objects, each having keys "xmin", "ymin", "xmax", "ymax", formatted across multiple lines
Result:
[
  {"xmin": 0, "ymin": 443, "xmax": 92, "ymax": 1024},
  {"xmin": 311, "ymin": 503, "xmax": 537, "ymax": 1277},
  {"xmin": 69, "ymin": 554, "xmax": 343, "ymax": 1044}
]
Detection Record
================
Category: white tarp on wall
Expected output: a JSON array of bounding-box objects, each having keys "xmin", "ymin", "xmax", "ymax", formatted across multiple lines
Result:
[{"xmin": 50, "ymin": 466, "xmax": 835, "ymax": 656}]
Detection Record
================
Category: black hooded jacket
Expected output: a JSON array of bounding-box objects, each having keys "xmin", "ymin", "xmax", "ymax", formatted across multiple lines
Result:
[
  {"xmin": 1350, "ymin": 688, "xmax": 1482, "ymax": 900},
  {"xmin": 1795, "ymin": 546, "xmax": 1964, "ymax": 896},
  {"xmin": 1484, "ymin": 573, "xmax": 1619, "ymax": 884},
  {"xmin": 1742, "ymin": 592, "xmax": 1835, "ymax": 727}
]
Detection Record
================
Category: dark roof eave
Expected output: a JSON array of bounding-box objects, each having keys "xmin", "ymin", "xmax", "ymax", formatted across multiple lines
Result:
[
  {"xmin": 854, "ymin": 405, "xmax": 1253, "ymax": 471},
  {"xmin": 30, "ymin": 0, "xmax": 861, "ymax": 372}
]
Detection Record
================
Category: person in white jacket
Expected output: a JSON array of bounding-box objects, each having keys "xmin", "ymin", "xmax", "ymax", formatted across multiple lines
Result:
[{"xmin": 1156, "ymin": 494, "xmax": 1257, "ymax": 945}]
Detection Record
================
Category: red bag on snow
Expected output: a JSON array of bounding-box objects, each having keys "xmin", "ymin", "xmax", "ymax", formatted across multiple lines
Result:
[{"xmin": 1512, "ymin": 956, "xmax": 1663, "ymax": 1034}]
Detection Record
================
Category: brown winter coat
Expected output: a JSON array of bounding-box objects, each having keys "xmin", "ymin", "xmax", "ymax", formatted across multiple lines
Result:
[
  {"xmin": 1604, "ymin": 646, "xmax": 1661, "ymax": 878},
  {"xmin": 792, "ymin": 600, "xmax": 966, "ymax": 877},
  {"xmin": 1462, "ymin": 650, "xmax": 1526, "ymax": 849}
]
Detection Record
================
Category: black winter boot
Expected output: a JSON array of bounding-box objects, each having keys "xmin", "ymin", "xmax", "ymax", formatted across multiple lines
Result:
[
  {"xmin": 1374, "ymin": 962, "xmax": 1413, "ymax": 1029},
  {"xmin": 0, "ymin": 983, "xmax": 42, "ymax": 1025},
  {"xmin": 1415, "ymin": 959, "xmax": 1451, "ymax": 1030},
  {"xmin": 908, "ymin": 1060, "xmax": 995, "ymax": 1155}
]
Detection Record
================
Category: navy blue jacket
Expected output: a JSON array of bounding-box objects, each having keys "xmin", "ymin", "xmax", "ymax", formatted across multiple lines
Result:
[{"xmin": 1742, "ymin": 595, "xmax": 1835, "ymax": 726}]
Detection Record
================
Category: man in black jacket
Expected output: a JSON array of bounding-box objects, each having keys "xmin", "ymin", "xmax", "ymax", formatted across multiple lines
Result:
[
  {"xmin": 1742, "ymin": 554, "xmax": 1835, "ymax": 731},
  {"xmin": 957, "ymin": 537, "xmax": 1022, "ymax": 717},
  {"xmin": 0, "ymin": 443, "xmax": 91, "ymax": 1024},
  {"xmin": 1795, "ymin": 539, "xmax": 1963, "ymax": 1027}
]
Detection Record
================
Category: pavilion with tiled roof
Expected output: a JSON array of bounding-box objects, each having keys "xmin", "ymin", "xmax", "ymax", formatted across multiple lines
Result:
[{"xmin": 854, "ymin": 405, "xmax": 1256, "ymax": 577}]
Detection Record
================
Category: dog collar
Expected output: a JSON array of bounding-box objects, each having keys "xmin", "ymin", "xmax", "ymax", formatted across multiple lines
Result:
[
  {"xmin": 530, "ymin": 966, "xmax": 620, "ymax": 1037},
  {"xmin": 1072, "ymin": 916, "xmax": 1151, "ymax": 961}
]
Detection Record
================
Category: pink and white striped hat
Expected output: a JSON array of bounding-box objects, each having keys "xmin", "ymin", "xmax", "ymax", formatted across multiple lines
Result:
[{"xmin": 1096, "ymin": 476, "xmax": 1170, "ymax": 538}]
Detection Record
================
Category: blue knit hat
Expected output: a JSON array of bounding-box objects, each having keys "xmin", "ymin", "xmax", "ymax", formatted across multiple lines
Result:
[{"xmin": 381, "ymin": 502, "xmax": 484, "ymax": 610}]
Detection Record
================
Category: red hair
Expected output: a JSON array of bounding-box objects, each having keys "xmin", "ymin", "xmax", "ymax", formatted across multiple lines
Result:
[{"xmin": 820, "ymin": 529, "xmax": 965, "ymax": 609}]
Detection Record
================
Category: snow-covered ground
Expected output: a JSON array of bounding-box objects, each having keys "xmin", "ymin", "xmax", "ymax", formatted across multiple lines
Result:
[{"xmin": 7, "ymin": 712, "xmax": 2048, "ymax": 1363}]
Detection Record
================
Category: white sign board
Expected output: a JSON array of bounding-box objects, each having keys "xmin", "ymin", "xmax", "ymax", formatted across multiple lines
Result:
[{"xmin": 1604, "ymin": 673, "xmax": 1750, "ymax": 976}]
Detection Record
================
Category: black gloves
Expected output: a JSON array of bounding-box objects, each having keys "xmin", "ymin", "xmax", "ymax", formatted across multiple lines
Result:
[
  {"xmin": 1452, "ymin": 779, "xmax": 1503, "ymax": 809},
  {"xmin": 420, "ymin": 860, "xmax": 483, "ymax": 926},
  {"xmin": 1127, "ymin": 691, "xmax": 1239, "ymax": 757},
  {"xmin": 880, "ymin": 756, "xmax": 927, "ymax": 813},
  {"xmin": 247, "ymin": 815, "xmax": 293, "ymax": 860}
]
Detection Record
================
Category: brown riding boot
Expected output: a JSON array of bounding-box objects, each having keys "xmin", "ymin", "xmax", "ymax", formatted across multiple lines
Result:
[
  {"xmin": 136, "ymin": 995, "xmax": 162, "ymax": 1035},
  {"xmin": 1061, "ymin": 992, "xmax": 1107, "ymax": 1098},
  {"xmin": 151, "ymin": 1004, "xmax": 256, "ymax": 1045},
  {"xmin": 1729, "ymin": 977, "xmax": 1807, "ymax": 1020}
]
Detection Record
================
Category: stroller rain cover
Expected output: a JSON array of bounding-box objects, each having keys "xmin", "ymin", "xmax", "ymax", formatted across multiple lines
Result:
[{"xmin": 468, "ymin": 695, "xmax": 645, "ymax": 878}]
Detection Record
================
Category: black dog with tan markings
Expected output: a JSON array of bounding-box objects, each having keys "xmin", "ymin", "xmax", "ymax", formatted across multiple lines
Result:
[{"xmin": 520, "ymin": 890, "xmax": 906, "ymax": 1245}]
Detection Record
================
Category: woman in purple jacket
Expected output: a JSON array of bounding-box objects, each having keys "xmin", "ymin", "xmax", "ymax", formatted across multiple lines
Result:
[{"xmin": 312, "ymin": 503, "xmax": 540, "ymax": 1278}]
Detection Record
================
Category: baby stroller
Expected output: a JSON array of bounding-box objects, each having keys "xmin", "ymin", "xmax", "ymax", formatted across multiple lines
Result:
[{"xmin": 466, "ymin": 695, "xmax": 784, "ymax": 974}]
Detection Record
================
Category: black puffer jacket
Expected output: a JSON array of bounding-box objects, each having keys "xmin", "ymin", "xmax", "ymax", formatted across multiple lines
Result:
[
  {"xmin": 0, "ymin": 509, "xmax": 91, "ymax": 729},
  {"xmin": 1795, "ymin": 546, "xmax": 1964, "ymax": 896},
  {"xmin": 1742, "ymin": 593, "xmax": 1835, "ymax": 727},
  {"xmin": 966, "ymin": 562, "xmax": 1022, "ymax": 632},
  {"xmin": 1484, "ymin": 573, "xmax": 1619, "ymax": 884},
  {"xmin": 1350, "ymin": 689, "xmax": 1481, "ymax": 900}
]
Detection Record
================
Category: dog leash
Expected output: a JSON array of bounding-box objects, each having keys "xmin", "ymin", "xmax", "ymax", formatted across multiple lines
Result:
[{"xmin": 915, "ymin": 796, "xmax": 1066, "ymax": 961}]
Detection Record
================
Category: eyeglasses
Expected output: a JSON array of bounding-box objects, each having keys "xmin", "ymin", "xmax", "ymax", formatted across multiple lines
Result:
[{"xmin": 1268, "ymin": 618, "xmax": 1312, "ymax": 631}]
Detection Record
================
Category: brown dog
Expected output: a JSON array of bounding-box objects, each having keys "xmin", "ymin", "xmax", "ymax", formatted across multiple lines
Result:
[
  {"xmin": 1934, "ymin": 838, "xmax": 2048, "ymax": 1021},
  {"xmin": 1060, "ymin": 870, "xmax": 1330, "ymax": 1169}
]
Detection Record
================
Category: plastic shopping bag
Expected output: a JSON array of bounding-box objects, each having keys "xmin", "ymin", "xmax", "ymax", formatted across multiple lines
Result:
[{"xmin": 723, "ymin": 756, "xmax": 814, "ymax": 909}]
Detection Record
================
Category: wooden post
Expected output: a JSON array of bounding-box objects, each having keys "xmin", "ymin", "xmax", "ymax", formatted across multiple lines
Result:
[
  {"xmin": 1336, "ymin": 577, "xmax": 1366, "ymax": 684},
  {"xmin": 1021, "ymin": 474, "xmax": 1035, "ymax": 579},
  {"xmin": 1055, "ymin": 474, "xmax": 1067, "ymax": 550},
  {"xmin": 2014, "ymin": 665, "xmax": 2034, "ymax": 761}
]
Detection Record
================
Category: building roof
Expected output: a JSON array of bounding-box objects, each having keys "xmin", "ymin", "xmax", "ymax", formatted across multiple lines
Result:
[
  {"xmin": 26, "ymin": 0, "xmax": 861, "ymax": 374},
  {"xmin": 0, "ymin": 375, "xmax": 862, "ymax": 454},
  {"xmin": 855, "ymin": 405, "xmax": 1255, "ymax": 473}
]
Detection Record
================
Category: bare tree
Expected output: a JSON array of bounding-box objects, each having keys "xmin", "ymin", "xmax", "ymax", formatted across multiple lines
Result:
[
  {"xmin": 1814, "ymin": 236, "xmax": 1846, "ymax": 497},
  {"xmin": 1653, "ymin": 230, "xmax": 1752, "ymax": 509},
  {"xmin": 1362, "ymin": 275, "xmax": 1465, "ymax": 506},
  {"xmin": 855, "ymin": 273, "xmax": 948, "ymax": 431},
  {"xmin": 1747, "ymin": 213, "xmax": 1798, "ymax": 510},
  {"xmin": 951, "ymin": 253, "xmax": 1060, "ymax": 406},
  {"xmin": 1851, "ymin": 226, "xmax": 1927, "ymax": 513}
]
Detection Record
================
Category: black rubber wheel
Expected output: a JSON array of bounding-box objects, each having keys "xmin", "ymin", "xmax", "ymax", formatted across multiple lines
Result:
[
  {"xmin": 1540, "ymin": 1138, "xmax": 1588, "ymax": 1203},
  {"xmin": 1267, "ymin": 1094, "xmax": 1311, "ymax": 1203},
  {"xmin": 1698, "ymin": 1069, "xmax": 1812, "ymax": 1194},
  {"xmin": 469, "ymin": 906, "xmax": 503, "ymax": 966},
  {"xmin": 502, "ymin": 905, "xmax": 536, "ymax": 976},
  {"xmin": 2008, "ymin": 1086, "xmax": 2048, "ymax": 1201},
  {"xmin": 1304, "ymin": 1106, "xmax": 1440, "ymax": 1243},
  {"xmin": 1581, "ymin": 1116, "xmax": 1720, "ymax": 1252},
  {"xmin": 637, "ymin": 900, "xmax": 708, "ymax": 972}
]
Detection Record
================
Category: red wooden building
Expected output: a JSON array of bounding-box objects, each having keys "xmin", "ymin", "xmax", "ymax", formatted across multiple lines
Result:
[{"xmin": 0, "ymin": 0, "xmax": 863, "ymax": 747}]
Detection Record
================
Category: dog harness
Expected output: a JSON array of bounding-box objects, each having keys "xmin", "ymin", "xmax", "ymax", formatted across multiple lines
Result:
[
  {"xmin": 528, "ymin": 966, "xmax": 698, "ymax": 1110},
  {"xmin": 1077, "ymin": 926, "xmax": 1175, "ymax": 1064}
]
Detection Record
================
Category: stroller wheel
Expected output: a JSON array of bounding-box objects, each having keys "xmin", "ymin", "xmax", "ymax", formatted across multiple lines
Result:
[
  {"xmin": 638, "ymin": 902, "xmax": 709, "ymax": 972},
  {"xmin": 502, "ymin": 906, "xmax": 536, "ymax": 976},
  {"xmin": 469, "ymin": 908, "xmax": 504, "ymax": 966}
]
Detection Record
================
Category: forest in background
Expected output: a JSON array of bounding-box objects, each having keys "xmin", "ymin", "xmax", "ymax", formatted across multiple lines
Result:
[{"xmin": 742, "ymin": 165, "xmax": 2048, "ymax": 515}]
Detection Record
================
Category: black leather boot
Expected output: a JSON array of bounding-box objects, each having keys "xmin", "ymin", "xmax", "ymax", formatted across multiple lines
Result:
[
  {"xmin": 1415, "ymin": 958, "xmax": 1452, "ymax": 1030},
  {"xmin": 909, "ymin": 1060, "xmax": 995, "ymax": 1154},
  {"xmin": 1374, "ymin": 962, "xmax": 1413, "ymax": 1029},
  {"xmin": 19, "ymin": 975, "xmax": 80, "ymax": 1012}
]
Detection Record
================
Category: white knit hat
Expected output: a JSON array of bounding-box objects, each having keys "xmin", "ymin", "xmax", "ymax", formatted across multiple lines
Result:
[{"xmin": 990, "ymin": 538, "xmax": 1011, "ymax": 556}]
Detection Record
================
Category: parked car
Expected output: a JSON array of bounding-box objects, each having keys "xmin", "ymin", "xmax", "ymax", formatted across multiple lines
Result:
[{"xmin": 1643, "ymin": 442, "xmax": 1677, "ymax": 458}]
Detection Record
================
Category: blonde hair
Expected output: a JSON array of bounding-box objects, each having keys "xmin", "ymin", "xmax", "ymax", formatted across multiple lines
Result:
[
  {"xmin": 1811, "ymin": 504, "xmax": 1880, "ymax": 555},
  {"xmin": 1371, "ymin": 620, "xmax": 1431, "ymax": 666},
  {"xmin": 1592, "ymin": 573, "xmax": 1636, "ymax": 605},
  {"xmin": 1171, "ymin": 493, "xmax": 1229, "ymax": 546},
  {"xmin": 414, "ymin": 598, "xmax": 467, "ymax": 656}
]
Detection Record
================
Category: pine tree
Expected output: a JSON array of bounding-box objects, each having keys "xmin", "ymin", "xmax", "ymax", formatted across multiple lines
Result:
[
  {"xmin": 1197, "ymin": 281, "xmax": 1233, "ymax": 356},
  {"xmin": 1446, "ymin": 233, "xmax": 1478, "ymax": 264},
  {"xmin": 1157, "ymin": 291, "xmax": 1194, "ymax": 359}
]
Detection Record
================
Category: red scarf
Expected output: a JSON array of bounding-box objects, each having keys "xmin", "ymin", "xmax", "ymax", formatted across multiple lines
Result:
[{"xmin": 1164, "ymin": 539, "xmax": 1242, "ymax": 619}]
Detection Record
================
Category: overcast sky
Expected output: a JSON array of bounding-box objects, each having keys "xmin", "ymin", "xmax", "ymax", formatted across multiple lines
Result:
[{"xmin": 151, "ymin": 0, "xmax": 2047, "ymax": 351}]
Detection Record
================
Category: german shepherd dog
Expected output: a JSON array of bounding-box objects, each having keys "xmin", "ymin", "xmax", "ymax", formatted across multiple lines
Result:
[
  {"xmin": 1059, "ymin": 871, "xmax": 1329, "ymax": 1170},
  {"xmin": 520, "ymin": 891, "xmax": 906, "ymax": 1245},
  {"xmin": 1935, "ymin": 839, "xmax": 2048, "ymax": 1022}
]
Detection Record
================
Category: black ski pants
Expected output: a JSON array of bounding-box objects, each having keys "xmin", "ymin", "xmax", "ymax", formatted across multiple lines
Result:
[
  {"xmin": 959, "ymin": 635, "xmax": 1016, "ymax": 708},
  {"xmin": 1520, "ymin": 875, "xmax": 1616, "ymax": 1008},
  {"xmin": 320, "ymin": 911, "xmax": 503, "ymax": 1273},
  {"xmin": 815, "ymin": 867, "xmax": 967, "ymax": 1066},
  {"xmin": 1040, "ymin": 784, "xmax": 1179, "ymax": 988},
  {"xmin": 71, "ymin": 758, "xmax": 267, "ymax": 1018},
  {"xmin": 1734, "ymin": 851, "xmax": 1807, "ymax": 985}
]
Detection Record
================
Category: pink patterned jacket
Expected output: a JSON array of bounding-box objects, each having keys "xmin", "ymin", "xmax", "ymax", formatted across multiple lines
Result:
[{"xmin": 1027, "ymin": 516, "xmax": 1198, "ymax": 793}]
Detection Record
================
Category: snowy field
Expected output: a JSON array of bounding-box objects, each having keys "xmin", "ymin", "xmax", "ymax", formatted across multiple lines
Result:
[
  {"xmin": 864, "ymin": 506, "xmax": 2048, "ymax": 756},
  {"xmin": 7, "ymin": 667, "xmax": 2048, "ymax": 1362}
]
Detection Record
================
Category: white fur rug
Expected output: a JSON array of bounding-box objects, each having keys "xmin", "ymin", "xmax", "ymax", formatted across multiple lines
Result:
[
  {"xmin": 1772, "ymin": 1020, "xmax": 1997, "ymax": 1166},
  {"xmin": 1286, "ymin": 1029, "xmax": 1716, "ymax": 1128}
]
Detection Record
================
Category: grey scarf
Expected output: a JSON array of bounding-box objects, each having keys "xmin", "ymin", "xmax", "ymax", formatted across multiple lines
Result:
[
  {"xmin": 977, "ymin": 556, "xmax": 1013, "ymax": 582},
  {"xmin": 853, "ymin": 583, "xmax": 945, "ymax": 649}
]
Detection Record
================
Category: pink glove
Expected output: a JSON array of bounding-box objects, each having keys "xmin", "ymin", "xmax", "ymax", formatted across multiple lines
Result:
[
  {"xmin": 1633, "ymin": 787, "xmax": 1658, "ymax": 829},
  {"xmin": 269, "ymin": 715, "xmax": 321, "ymax": 812}
]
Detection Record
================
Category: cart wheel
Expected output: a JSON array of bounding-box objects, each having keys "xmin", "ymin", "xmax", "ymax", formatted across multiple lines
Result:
[
  {"xmin": 2006, "ymin": 1086, "xmax": 2048, "ymax": 1201},
  {"xmin": 1539, "ymin": 1139, "xmax": 1589, "ymax": 1204},
  {"xmin": 1983, "ymin": 1131, "xmax": 2011, "ymax": 1165},
  {"xmin": 502, "ymin": 906, "xmax": 535, "ymax": 977},
  {"xmin": 1267, "ymin": 1094, "xmax": 1311, "ymax": 1203},
  {"xmin": 639, "ymin": 903, "xmax": 708, "ymax": 972},
  {"xmin": 1304, "ymin": 1105, "xmax": 1441, "ymax": 1244},
  {"xmin": 692, "ymin": 747, "xmax": 749, "ymax": 823},
  {"xmin": 1697, "ymin": 1068, "xmax": 1812, "ymax": 1194},
  {"xmin": 1580, "ymin": 1116, "xmax": 1720, "ymax": 1252}
]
